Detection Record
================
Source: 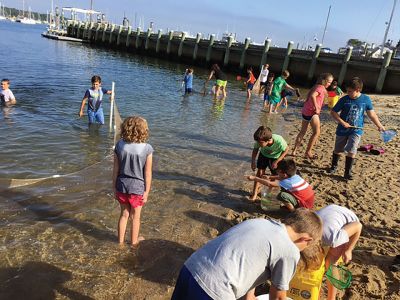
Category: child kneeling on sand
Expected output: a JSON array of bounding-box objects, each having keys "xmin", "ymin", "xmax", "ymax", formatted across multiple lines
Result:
[
  {"xmin": 246, "ymin": 159, "xmax": 315, "ymax": 211},
  {"xmin": 316, "ymin": 204, "xmax": 362, "ymax": 300},
  {"xmin": 171, "ymin": 209, "xmax": 322, "ymax": 300},
  {"xmin": 250, "ymin": 126, "xmax": 289, "ymax": 201}
]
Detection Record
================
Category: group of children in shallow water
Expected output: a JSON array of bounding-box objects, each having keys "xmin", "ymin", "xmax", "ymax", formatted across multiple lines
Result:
[{"xmin": 1, "ymin": 65, "xmax": 386, "ymax": 300}]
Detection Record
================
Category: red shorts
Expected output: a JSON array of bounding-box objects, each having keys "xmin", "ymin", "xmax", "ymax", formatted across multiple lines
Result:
[{"xmin": 116, "ymin": 191, "xmax": 144, "ymax": 208}]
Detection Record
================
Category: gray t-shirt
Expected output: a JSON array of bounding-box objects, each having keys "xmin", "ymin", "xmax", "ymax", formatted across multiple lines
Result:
[
  {"xmin": 185, "ymin": 219, "xmax": 300, "ymax": 300},
  {"xmin": 0, "ymin": 89, "xmax": 15, "ymax": 104},
  {"xmin": 316, "ymin": 204, "xmax": 359, "ymax": 248},
  {"xmin": 114, "ymin": 139, "xmax": 153, "ymax": 195}
]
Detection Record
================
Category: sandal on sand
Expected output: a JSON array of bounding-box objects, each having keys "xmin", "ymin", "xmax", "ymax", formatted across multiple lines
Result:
[
  {"xmin": 358, "ymin": 144, "xmax": 374, "ymax": 151},
  {"xmin": 370, "ymin": 148, "xmax": 385, "ymax": 155}
]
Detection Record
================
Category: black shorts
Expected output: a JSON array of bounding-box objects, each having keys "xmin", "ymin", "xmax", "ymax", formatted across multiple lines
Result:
[
  {"xmin": 257, "ymin": 153, "xmax": 278, "ymax": 175},
  {"xmin": 260, "ymin": 81, "xmax": 267, "ymax": 86}
]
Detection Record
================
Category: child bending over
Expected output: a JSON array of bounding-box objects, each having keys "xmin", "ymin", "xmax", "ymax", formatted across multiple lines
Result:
[{"xmin": 246, "ymin": 159, "xmax": 315, "ymax": 211}]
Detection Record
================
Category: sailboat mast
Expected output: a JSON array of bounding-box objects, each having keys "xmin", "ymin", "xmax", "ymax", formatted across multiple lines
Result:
[
  {"xmin": 380, "ymin": 0, "xmax": 398, "ymax": 56},
  {"xmin": 321, "ymin": 5, "xmax": 331, "ymax": 45}
]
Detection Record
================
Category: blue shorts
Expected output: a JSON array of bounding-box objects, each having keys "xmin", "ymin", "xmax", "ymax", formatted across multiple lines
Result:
[
  {"xmin": 247, "ymin": 83, "xmax": 254, "ymax": 90},
  {"xmin": 88, "ymin": 108, "xmax": 105, "ymax": 124},
  {"xmin": 185, "ymin": 88, "xmax": 193, "ymax": 94},
  {"xmin": 171, "ymin": 265, "xmax": 213, "ymax": 300},
  {"xmin": 264, "ymin": 94, "xmax": 270, "ymax": 102}
]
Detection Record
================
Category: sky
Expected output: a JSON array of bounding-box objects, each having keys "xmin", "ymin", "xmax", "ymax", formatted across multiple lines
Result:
[{"xmin": 4, "ymin": 0, "xmax": 400, "ymax": 51}]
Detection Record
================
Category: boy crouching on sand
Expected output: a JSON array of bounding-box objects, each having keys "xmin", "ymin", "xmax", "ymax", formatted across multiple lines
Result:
[
  {"xmin": 316, "ymin": 204, "xmax": 362, "ymax": 300},
  {"xmin": 327, "ymin": 77, "xmax": 385, "ymax": 180},
  {"xmin": 171, "ymin": 209, "xmax": 322, "ymax": 300},
  {"xmin": 246, "ymin": 159, "xmax": 315, "ymax": 211},
  {"xmin": 250, "ymin": 126, "xmax": 289, "ymax": 201}
]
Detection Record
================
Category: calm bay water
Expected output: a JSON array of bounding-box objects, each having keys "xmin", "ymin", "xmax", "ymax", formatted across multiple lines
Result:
[{"xmin": 0, "ymin": 21, "xmax": 298, "ymax": 299}]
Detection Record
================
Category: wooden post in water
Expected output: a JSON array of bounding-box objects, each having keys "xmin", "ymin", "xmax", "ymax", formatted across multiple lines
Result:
[
  {"xmin": 135, "ymin": 27, "xmax": 141, "ymax": 49},
  {"xmin": 77, "ymin": 21, "xmax": 82, "ymax": 38},
  {"xmin": 145, "ymin": 28, "xmax": 152, "ymax": 50},
  {"xmin": 87, "ymin": 22, "xmax": 94, "ymax": 41},
  {"xmin": 193, "ymin": 33, "xmax": 202, "ymax": 60},
  {"xmin": 224, "ymin": 35, "xmax": 234, "ymax": 66},
  {"xmin": 178, "ymin": 32, "xmax": 187, "ymax": 57},
  {"xmin": 239, "ymin": 37, "xmax": 251, "ymax": 69},
  {"xmin": 260, "ymin": 38, "xmax": 271, "ymax": 68},
  {"xmin": 376, "ymin": 50, "xmax": 393, "ymax": 93},
  {"xmin": 206, "ymin": 34, "xmax": 215, "ymax": 63},
  {"xmin": 125, "ymin": 26, "xmax": 132, "ymax": 47},
  {"xmin": 338, "ymin": 46, "xmax": 353, "ymax": 86},
  {"xmin": 116, "ymin": 25, "xmax": 123, "ymax": 46},
  {"xmin": 109, "ymin": 24, "xmax": 116, "ymax": 44},
  {"xmin": 102, "ymin": 24, "xmax": 108, "ymax": 43},
  {"xmin": 155, "ymin": 29, "xmax": 163, "ymax": 53},
  {"xmin": 307, "ymin": 44, "xmax": 322, "ymax": 82},
  {"xmin": 167, "ymin": 30, "xmax": 174, "ymax": 54},
  {"xmin": 83, "ymin": 22, "xmax": 89, "ymax": 40},
  {"xmin": 282, "ymin": 41, "xmax": 294, "ymax": 72},
  {"xmin": 95, "ymin": 23, "xmax": 101, "ymax": 42},
  {"xmin": 109, "ymin": 82, "xmax": 115, "ymax": 132}
]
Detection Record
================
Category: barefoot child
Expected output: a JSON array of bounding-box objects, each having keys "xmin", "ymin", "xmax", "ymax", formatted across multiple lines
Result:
[
  {"xmin": 246, "ymin": 159, "xmax": 315, "ymax": 211},
  {"xmin": 269, "ymin": 70, "xmax": 297, "ymax": 113},
  {"xmin": 263, "ymin": 73, "xmax": 274, "ymax": 110},
  {"xmin": 258, "ymin": 64, "xmax": 270, "ymax": 96},
  {"xmin": 113, "ymin": 116, "xmax": 153, "ymax": 246},
  {"xmin": 245, "ymin": 67, "xmax": 256, "ymax": 99},
  {"xmin": 171, "ymin": 209, "xmax": 322, "ymax": 300},
  {"xmin": 78, "ymin": 75, "xmax": 112, "ymax": 126},
  {"xmin": 0, "ymin": 79, "xmax": 17, "ymax": 106},
  {"xmin": 250, "ymin": 126, "xmax": 289, "ymax": 201},
  {"xmin": 327, "ymin": 77, "xmax": 385, "ymax": 180},
  {"xmin": 291, "ymin": 73, "xmax": 333, "ymax": 159},
  {"xmin": 316, "ymin": 204, "xmax": 362, "ymax": 300}
]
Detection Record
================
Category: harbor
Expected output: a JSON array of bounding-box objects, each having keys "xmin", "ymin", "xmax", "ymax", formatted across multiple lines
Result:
[{"xmin": 1, "ymin": 2, "xmax": 400, "ymax": 300}]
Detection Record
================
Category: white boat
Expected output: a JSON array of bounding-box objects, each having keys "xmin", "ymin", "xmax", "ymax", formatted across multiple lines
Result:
[{"xmin": 18, "ymin": 17, "xmax": 36, "ymax": 24}]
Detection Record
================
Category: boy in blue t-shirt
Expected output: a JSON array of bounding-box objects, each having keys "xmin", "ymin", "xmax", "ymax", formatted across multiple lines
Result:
[
  {"xmin": 327, "ymin": 77, "xmax": 385, "ymax": 180},
  {"xmin": 78, "ymin": 75, "xmax": 112, "ymax": 125},
  {"xmin": 183, "ymin": 68, "xmax": 193, "ymax": 95}
]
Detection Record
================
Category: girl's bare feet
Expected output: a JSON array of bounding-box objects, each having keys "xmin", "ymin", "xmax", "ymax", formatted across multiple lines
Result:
[{"xmin": 131, "ymin": 236, "xmax": 145, "ymax": 247}]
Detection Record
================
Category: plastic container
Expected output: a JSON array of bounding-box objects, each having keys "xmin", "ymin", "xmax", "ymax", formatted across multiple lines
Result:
[
  {"xmin": 288, "ymin": 259, "xmax": 325, "ymax": 300},
  {"xmin": 327, "ymin": 92, "xmax": 339, "ymax": 109},
  {"xmin": 260, "ymin": 191, "xmax": 273, "ymax": 211}
]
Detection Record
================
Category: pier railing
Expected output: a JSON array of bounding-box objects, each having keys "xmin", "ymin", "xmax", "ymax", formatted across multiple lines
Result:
[{"xmin": 65, "ymin": 20, "xmax": 400, "ymax": 94}]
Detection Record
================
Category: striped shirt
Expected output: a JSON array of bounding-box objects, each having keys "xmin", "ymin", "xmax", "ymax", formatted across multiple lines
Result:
[{"xmin": 279, "ymin": 175, "xmax": 314, "ymax": 208}]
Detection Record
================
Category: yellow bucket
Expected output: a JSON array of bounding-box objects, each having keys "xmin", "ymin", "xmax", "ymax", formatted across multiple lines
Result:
[
  {"xmin": 288, "ymin": 259, "xmax": 325, "ymax": 300},
  {"xmin": 327, "ymin": 95, "xmax": 339, "ymax": 109}
]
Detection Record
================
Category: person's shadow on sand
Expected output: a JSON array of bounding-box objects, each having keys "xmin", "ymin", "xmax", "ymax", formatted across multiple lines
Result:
[
  {"xmin": 0, "ymin": 261, "xmax": 93, "ymax": 300},
  {"xmin": 119, "ymin": 239, "xmax": 194, "ymax": 286}
]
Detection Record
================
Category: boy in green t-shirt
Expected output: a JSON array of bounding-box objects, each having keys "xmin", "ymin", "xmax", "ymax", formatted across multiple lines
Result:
[{"xmin": 249, "ymin": 126, "xmax": 289, "ymax": 201}]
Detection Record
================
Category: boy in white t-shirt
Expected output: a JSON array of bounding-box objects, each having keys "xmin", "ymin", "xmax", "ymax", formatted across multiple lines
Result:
[
  {"xmin": 316, "ymin": 204, "xmax": 362, "ymax": 300},
  {"xmin": 0, "ymin": 79, "xmax": 17, "ymax": 106},
  {"xmin": 171, "ymin": 209, "xmax": 322, "ymax": 300}
]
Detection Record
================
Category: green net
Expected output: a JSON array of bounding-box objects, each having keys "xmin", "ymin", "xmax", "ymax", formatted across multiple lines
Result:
[{"xmin": 326, "ymin": 264, "xmax": 352, "ymax": 290}]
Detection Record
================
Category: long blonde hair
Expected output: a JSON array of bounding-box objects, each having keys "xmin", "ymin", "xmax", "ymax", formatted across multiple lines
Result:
[{"xmin": 306, "ymin": 73, "xmax": 333, "ymax": 99}]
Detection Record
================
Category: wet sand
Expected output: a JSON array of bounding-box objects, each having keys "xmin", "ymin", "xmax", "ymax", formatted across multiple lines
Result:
[{"xmin": 1, "ymin": 94, "xmax": 399, "ymax": 300}]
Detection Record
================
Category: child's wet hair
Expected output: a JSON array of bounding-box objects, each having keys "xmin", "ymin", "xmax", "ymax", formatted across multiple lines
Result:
[
  {"xmin": 1, "ymin": 79, "xmax": 10, "ymax": 84},
  {"xmin": 91, "ymin": 75, "xmax": 102, "ymax": 84},
  {"xmin": 346, "ymin": 77, "xmax": 363, "ymax": 91},
  {"xmin": 253, "ymin": 126, "xmax": 272, "ymax": 142},
  {"xmin": 187, "ymin": 68, "xmax": 193, "ymax": 73},
  {"xmin": 282, "ymin": 208, "xmax": 323, "ymax": 242},
  {"xmin": 120, "ymin": 116, "xmax": 149, "ymax": 143},
  {"xmin": 277, "ymin": 159, "xmax": 297, "ymax": 177}
]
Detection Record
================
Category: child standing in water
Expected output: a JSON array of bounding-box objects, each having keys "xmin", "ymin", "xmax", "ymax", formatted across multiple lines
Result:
[
  {"xmin": 245, "ymin": 67, "xmax": 256, "ymax": 99},
  {"xmin": 183, "ymin": 68, "xmax": 193, "ymax": 95},
  {"xmin": 113, "ymin": 116, "xmax": 153, "ymax": 246},
  {"xmin": 78, "ymin": 75, "xmax": 112, "ymax": 125},
  {"xmin": 263, "ymin": 73, "xmax": 274, "ymax": 110},
  {"xmin": 0, "ymin": 79, "xmax": 17, "ymax": 106},
  {"xmin": 269, "ymin": 70, "xmax": 297, "ymax": 113}
]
